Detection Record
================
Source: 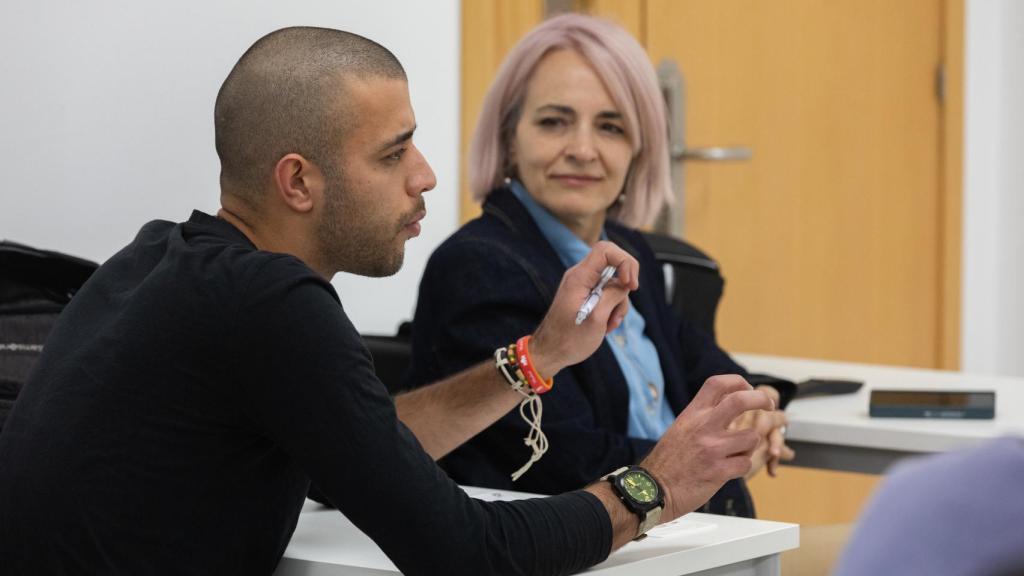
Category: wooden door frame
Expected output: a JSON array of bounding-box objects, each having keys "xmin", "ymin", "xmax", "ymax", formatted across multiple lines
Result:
[
  {"xmin": 459, "ymin": 0, "xmax": 545, "ymax": 224},
  {"xmin": 940, "ymin": 0, "xmax": 963, "ymax": 370}
]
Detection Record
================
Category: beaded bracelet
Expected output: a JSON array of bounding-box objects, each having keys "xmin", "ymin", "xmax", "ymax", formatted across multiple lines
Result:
[
  {"xmin": 493, "ymin": 338, "xmax": 551, "ymax": 481},
  {"xmin": 493, "ymin": 344, "xmax": 527, "ymax": 393}
]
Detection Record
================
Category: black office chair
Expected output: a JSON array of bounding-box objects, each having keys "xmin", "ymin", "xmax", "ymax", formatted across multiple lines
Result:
[
  {"xmin": 641, "ymin": 231, "xmax": 724, "ymax": 340},
  {"xmin": 361, "ymin": 321, "xmax": 413, "ymax": 395},
  {"xmin": 641, "ymin": 232, "xmax": 795, "ymax": 401}
]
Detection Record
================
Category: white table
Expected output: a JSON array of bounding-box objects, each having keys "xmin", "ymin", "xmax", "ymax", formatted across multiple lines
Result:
[
  {"xmin": 276, "ymin": 486, "xmax": 798, "ymax": 576},
  {"xmin": 737, "ymin": 353, "xmax": 1024, "ymax": 474}
]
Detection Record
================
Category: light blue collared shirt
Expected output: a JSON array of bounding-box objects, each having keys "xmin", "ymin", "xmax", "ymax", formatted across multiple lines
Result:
[{"xmin": 510, "ymin": 180, "xmax": 675, "ymax": 440}]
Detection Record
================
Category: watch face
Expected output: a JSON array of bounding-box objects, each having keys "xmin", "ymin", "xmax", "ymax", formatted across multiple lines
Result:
[{"xmin": 621, "ymin": 470, "xmax": 659, "ymax": 504}]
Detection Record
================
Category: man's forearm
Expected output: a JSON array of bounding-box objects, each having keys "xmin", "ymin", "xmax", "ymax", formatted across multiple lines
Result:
[
  {"xmin": 584, "ymin": 481, "xmax": 642, "ymax": 551},
  {"xmin": 394, "ymin": 361, "xmax": 522, "ymax": 460}
]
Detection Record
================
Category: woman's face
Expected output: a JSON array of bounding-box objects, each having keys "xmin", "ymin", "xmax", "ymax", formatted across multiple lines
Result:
[{"xmin": 511, "ymin": 49, "xmax": 634, "ymax": 244}]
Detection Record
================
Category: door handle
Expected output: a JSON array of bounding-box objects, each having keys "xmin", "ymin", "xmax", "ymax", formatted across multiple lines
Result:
[
  {"xmin": 655, "ymin": 59, "xmax": 753, "ymax": 238},
  {"xmin": 672, "ymin": 146, "xmax": 752, "ymax": 161}
]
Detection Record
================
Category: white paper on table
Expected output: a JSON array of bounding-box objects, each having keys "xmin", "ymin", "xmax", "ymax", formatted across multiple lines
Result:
[{"xmin": 645, "ymin": 516, "xmax": 717, "ymax": 539}]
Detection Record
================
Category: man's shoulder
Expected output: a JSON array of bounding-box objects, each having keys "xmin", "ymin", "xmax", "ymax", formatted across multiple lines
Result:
[
  {"xmin": 126, "ymin": 213, "xmax": 336, "ymax": 308},
  {"xmin": 225, "ymin": 250, "xmax": 338, "ymax": 313},
  {"xmin": 178, "ymin": 211, "xmax": 327, "ymax": 290}
]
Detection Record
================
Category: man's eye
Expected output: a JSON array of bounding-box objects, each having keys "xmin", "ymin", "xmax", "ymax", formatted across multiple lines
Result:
[{"xmin": 386, "ymin": 148, "xmax": 407, "ymax": 162}]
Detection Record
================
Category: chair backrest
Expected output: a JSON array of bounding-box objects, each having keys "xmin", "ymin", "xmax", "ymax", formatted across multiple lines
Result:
[
  {"xmin": 641, "ymin": 231, "xmax": 724, "ymax": 339},
  {"xmin": 642, "ymin": 233, "xmax": 798, "ymax": 401},
  {"xmin": 0, "ymin": 240, "xmax": 98, "ymax": 432},
  {"xmin": 362, "ymin": 333, "xmax": 412, "ymax": 395}
]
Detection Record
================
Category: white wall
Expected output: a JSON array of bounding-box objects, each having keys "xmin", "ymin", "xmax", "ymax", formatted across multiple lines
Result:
[
  {"xmin": 963, "ymin": 0, "xmax": 1024, "ymax": 376},
  {"xmin": 0, "ymin": 0, "xmax": 459, "ymax": 335}
]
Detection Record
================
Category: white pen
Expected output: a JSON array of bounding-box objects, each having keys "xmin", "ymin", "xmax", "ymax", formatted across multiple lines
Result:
[{"xmin": 575, "ymin": 265, "xmax": 618, "ymax": 325}]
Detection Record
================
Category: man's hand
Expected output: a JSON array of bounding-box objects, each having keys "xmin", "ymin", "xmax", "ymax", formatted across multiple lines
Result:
[
  {"xmin": 640, "ymin": 375, "xmax": 776, "ymax": 520},
  {"xmin": 729, "ymin": 385, "xmax": 795, "ymax": 478},
  {"xmin": 528, "ymin": 241, "xmax": 639, "ymax": 379}
]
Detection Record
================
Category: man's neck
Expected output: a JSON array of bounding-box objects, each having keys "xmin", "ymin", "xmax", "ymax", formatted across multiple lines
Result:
[
  {"xmin": 216, "ymin": 206, "xmax": 332, "ymax": 280},
  {"xmin": 216, "ymin": 208, "xmax": 262, "ymax": 250}
]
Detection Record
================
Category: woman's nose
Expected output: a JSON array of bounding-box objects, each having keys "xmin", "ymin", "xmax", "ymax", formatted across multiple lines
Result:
[{"xmin": 564, "ymin": 129, "xmax": 597, "ymax": 163}]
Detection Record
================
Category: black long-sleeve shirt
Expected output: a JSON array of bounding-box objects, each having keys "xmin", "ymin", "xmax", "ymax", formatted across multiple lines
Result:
[{"xmin": 0, "ymin": 210, "xmax": 612, "ymax": 575}]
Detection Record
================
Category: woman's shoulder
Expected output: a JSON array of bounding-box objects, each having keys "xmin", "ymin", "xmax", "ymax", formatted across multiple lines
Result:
[
  {"xmin": 423, "ymin": 225, "xmax": 543, "ymax": 297},
  {"xmin": 604, "ymin": 220, "xmax": 658, "ymax": 265},
  {"xmin": 427, "ymin": 189, "xmax": 545, "ymax": 269},
  {"xmin": 429, "ymin": 214, "xmax": 519, "ymax": 266}
]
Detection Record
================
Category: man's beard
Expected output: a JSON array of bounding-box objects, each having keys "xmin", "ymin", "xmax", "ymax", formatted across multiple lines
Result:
[{"xmin": 315, "ymin": 173, "xmax": 407, "ymax": 278}]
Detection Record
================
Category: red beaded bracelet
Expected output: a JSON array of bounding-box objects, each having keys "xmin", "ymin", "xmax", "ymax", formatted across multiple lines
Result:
[{"xmin": 515, "ymin": 335, "xmax": 553, "ymax": 395}]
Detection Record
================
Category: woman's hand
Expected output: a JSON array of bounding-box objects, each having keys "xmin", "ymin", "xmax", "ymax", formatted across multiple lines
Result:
[{"xmin": 729, "ymin": 385, "xmax": 796, "ymax": 478}]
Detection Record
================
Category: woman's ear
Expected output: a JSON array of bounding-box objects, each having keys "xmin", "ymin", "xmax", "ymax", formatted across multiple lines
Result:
[{"xmin": 505, "ymin": 141, "xmax": 518, "ymax": 180}]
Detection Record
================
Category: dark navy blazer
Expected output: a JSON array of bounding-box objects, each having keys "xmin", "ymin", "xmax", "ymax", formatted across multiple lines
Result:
[{"xmin": 406, "ymin": 187, "xmax": 764, "ymax": 517}]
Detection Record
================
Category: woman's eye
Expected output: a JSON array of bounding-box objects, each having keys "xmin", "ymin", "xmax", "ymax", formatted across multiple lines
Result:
[
  {"xmin": 601, "ymin": 123, "xmax": 626, "ymax": 136},
  {"xmin": 537, "ymin": 117, "xmax": 566, "ymax": 128}
]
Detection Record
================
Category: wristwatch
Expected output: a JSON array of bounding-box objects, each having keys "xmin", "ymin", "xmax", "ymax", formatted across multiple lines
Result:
[{"xmin": 601, "ymin": 465, "xmax": 664, "ymax": 540}]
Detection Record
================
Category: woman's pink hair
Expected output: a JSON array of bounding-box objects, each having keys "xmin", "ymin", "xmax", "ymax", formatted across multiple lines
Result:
[{"xmin": 469, "ymin": 13, "xmax": 671, "ymax": 228}]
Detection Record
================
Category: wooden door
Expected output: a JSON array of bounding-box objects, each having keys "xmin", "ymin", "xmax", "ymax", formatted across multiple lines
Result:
[{"xmin": 642, "ymin": 0, "xmax": 953, "ymax": 369}]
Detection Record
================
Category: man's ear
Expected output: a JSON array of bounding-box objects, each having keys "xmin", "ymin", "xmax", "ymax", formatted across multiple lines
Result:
[{"xmin": 272, "ymin": 153, "xmax": 323, "ymax": 214}]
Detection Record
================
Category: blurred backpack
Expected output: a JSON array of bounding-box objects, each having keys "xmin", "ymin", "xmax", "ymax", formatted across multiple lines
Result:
[{"xmin": 0, "ymin": 240, "xmax": 98, "ymax": 432}]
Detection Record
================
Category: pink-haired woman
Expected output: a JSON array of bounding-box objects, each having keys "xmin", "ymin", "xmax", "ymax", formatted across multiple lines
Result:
[{"xmin": 406, "ymin": 13, "xmax": 793, "ymax": 517}]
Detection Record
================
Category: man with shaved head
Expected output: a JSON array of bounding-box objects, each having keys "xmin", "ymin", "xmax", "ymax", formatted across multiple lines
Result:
[
  {"xmin": 0, "ymin": 27, "xmax": 774, "ymax": 575},
  {"xmin": 215, "ymin": 27, "xmax": 418, "ymax": 278}
]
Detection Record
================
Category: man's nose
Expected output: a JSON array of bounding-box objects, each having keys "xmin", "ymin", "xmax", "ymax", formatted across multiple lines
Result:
[{"xmin": 408, "ymin": 145, "xmax": 437, "ymax": 196}]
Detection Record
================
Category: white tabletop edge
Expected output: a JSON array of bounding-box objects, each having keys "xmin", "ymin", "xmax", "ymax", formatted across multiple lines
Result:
[{"xmin": 735, "ymin": 353, "xmax": 1024, "ymax": 454}]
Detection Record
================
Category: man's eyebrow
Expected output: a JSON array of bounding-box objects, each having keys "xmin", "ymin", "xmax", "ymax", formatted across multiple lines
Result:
[{"xmin": 378, "ymin": 126, "xmax": 416, "ymax": 153}]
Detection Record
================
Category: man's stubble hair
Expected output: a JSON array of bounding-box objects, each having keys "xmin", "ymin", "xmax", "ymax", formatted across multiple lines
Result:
[
  {"xmin": 214, "ymin": 26, "xmax": 406, "ymax": 209},
  {"xmin": 315, "ymin": 164, "xmax": 407, "ymax": 278}
]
